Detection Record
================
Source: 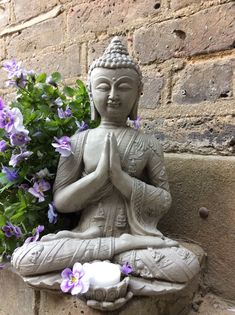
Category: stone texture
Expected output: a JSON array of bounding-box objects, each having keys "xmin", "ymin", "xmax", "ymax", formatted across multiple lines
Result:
[
  {"xmin": 160, "ymin": 154, "xmax": 235, "ymax": 300},
  {"xmin": 172, "ymin": 60, "xmax": 234, "ymax": 104},
  {"xmin": 68, "ymin": 0, "xmax": 162, "ymax": 38},
  {"xmin": 0, "ymin": 266, "xmax": 37, "ymax": 315},
  {"xmin": 133, "ymin": 3, "xmax": 235, "ymax": 64},
  {"xmin": 139, "ymin": 72, "xmax": 164, "ymax": 109},
  {"xmin": 6, "ymin": 14, "xmax": 65, "ymax": 59},
  {"xmin": 0, "ymin": 38, "xmax": 5, "ymax": 60},
  {"xmin": 0, "ymin": 3, "xmax": 9, "ymax": 29},
  {"xmin": 14, "ymin": 0, "xmax": 58, "ymax": 22},
  {"xmin": 143, "ymin": 115, "xmax": 235, "ymax": 155},
  {"xmin": 23, "ymin": 44, "xmax": 81, "ymax": 79},
  {"xmin": 171, "ymin": 0, "xmax": 208, "ymax": 10}
]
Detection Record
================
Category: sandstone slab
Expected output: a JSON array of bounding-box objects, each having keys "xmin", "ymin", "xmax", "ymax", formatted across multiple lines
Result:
[
  {"xmin": 172, "ymin": 60, "xmax": 234, "ymax": 104},
  {"xmin": 133, "ymin": 3, "xmax": 235, "ymax": 64},
  {"xmin": 160, "ymin": 154, "xmax": 235, "ymax": 300}
]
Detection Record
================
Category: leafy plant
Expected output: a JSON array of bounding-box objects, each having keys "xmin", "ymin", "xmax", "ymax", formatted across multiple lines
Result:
[{"xmin": 0, "ymin": 60, "xmax": 95, "ymax": 259}]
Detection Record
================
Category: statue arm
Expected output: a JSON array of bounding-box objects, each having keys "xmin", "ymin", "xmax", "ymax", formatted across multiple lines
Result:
[{"xmin": 53, "ymin": 132, "xmax": 109, "ymax": 213}]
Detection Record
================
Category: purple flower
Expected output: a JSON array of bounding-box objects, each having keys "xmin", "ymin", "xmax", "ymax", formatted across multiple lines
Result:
[
  {"xmin": 54, "ymin": 97, "xmax": 63, "ymax": 107},
  {"xmin": 9, "ymin": 150, "xmax": 33, "ymax": 167},
  {"xmin": 0, "ymin": 97, "xmax": 5, "ymax": 110},
  {"xmin": 10, "ymin": 131, "xmax": 30, "ymax": 146},
  {"xmin": 121, "ymin": 262, "xmax": 133, "ymax": 276},
  {"xmin": 0, "ymin": 140, "xmax": 8, "ymax": 152},
  {"xmin": 28, "ymin": 179, "xmax": 51, "ymax": 202},
  {"xmin": 2, "ymin": 166, "xmax": 18, "ymax": 181},
  {"xmin": 18, "ymin": 183, "xmax": 29, "ymax": 190},
  {"xmin": 57, "ymin": 106, "xmax": 72, "ymax": 119},
  {"xmin": 52, "ymin": 136, "xmax": 72, "ymax": 157},
  {"xmin": 3, "ymin": 60, "xmax": 27, "ymax": 88},
  {"xmin": 0, "ymin": 107, "xmax": 27, "ymax": 133},
  {"xmin": 48, "ymin": 203, "xmax": 58, "ymax": 224},
  {"xmin": 61, "ymin": 263, "xmax": 90, "ymax": 295},
  {"xmin": 75, "ymin": 121, "xmax": 89, "ymax": 132},
  {"xmin": 2, "ymin": 222, "xmax": 22, "ymax": 239},
  {"xmin": 133, "ymin": 116, "xmax": 142, "ymax": 129},
  {"xmin": 24, "ymin": 225, "xmax": 44, "ymax": 244}
]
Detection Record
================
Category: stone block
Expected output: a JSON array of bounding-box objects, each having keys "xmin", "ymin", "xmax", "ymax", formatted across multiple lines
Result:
[
  {"xmin": 160, "ymin": 154, "xmax": 235, "ymax": 300},
  {"xmin": 0, "ymin": 266, "xmax": 36, "ymax": 315},
  {"xmin": 133, "ymin": 3, "xmax": 235, "ymax": 64},
  {"xmin": 0, "ymin": 38, "xmax": 5, "ymax": 61},
  {"xmin": 0, "ymin": 3, "xmax": 9, "ymax": 29},
  {"xmin": 23, "ymin": 44, "xmax": 81, "ymax": 79},
  {"xmin": 14, "ymin": 0, "xmax": 58, "ymax": 22},
  {"xmin": 139, "ymin": 72, "xmax": 164, "ymax": 109},
  {"xmin": 68, "ymin": 0, "xmax": 162, "ymax": 38},
  {"xmin": 6, "ymin": 15, "xmax": 65, "ymax": 59},
  {"xmin": 170, "ymin": 0, "xmax": 208, "ymax": 10},
  {"xmin": 143, "ymin": 115, "xmax": 235, "ymax": 155},
  {"xmin": 172, "ymin": 60, "xmax": 234, "ymax": 104}
]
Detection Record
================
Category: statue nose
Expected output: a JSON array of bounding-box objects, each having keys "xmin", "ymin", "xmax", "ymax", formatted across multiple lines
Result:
[{"xmin": 108, "ymin": 86, "xmax": 118, "ymax": 100}]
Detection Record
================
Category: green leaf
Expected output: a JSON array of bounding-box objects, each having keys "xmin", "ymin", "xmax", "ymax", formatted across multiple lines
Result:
[
  {"xmin": 63, "ymin": 86, "xmax": 75, "ymax": 97},
  {"xmin": 36, "ymin": 73, "xmax": 47, "ymax": 83},
  {"xmin": 51, "ymin": 72, "xmax": 61, "ymax": 82}
]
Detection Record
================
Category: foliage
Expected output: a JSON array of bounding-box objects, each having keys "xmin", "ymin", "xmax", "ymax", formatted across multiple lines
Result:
[{"xmin": 0, "ymin": 61, "xmax": 95, "ymax": 259}]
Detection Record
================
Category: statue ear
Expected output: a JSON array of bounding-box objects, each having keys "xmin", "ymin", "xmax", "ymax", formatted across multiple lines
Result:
[
  {"xmin": 90, "ymin": 102, "xmax": 100, "ymax": 121},
  {"xmin": 129, "ymin": 102, "xmax": 138, "ymax": 120}
]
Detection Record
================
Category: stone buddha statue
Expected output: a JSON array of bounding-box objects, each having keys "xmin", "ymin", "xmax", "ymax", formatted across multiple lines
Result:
[{"xmin": 12, "ymin": 37, "xmax": 200, "ymax": 309}]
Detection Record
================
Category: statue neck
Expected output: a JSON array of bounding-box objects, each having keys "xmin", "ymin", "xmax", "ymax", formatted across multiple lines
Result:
[{"xmin": 99, "ymin": 119, "xmax": 127, "ymax": 129}]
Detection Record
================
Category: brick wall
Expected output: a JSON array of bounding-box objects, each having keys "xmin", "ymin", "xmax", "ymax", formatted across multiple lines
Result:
[
  {"xmin": 0, "ymin": 0, "xmax": 235, "ymax": 300},
  {"xmin": 0, "ymin": 0, "xmax": 234, "ymax": 155}
]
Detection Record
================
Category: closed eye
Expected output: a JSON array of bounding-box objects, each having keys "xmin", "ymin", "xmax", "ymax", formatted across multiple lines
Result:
[
  {"xmin": 118, "ymin": 83, "xmax": 132, "ymax": 90},
  {"xmin": 96, "ymin": 83, "xmax": 110, "ymax": 91}
]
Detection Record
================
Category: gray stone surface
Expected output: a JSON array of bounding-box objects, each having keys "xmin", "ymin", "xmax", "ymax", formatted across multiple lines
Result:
[
  {"xmin": 139, "ymin": 72, "xmax": 164, "ymax": 109},
  {"xmin": 143, "ymin": 115, "xmax": 235, "ymax": 155},
  {"xmin": 172, "ymin": 61, "xmax": 234, "ymax": 104},
  {"xmin": 160, "ymin": 153, "xmax": 235, "ymax": 300},
  {"xmin": 0, "ymin": 267, "xmax": 37, "ymax": 315},
  {"xmin": 133, "ymin": 3, "xmax": 235, "ymax": 64}
]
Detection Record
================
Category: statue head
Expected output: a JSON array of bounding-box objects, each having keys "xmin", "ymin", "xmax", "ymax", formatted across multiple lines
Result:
[{"xmin": 87, "ymin": 37, "xmax": 143, "ymax": 122}]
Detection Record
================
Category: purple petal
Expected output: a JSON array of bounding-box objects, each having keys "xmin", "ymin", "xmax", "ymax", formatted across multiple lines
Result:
[
  {"xmin": 71, "ymin": 283, "xmax": 82, "ymax": 295},
  {"xmin": 72, "ymin": 262, "xmax": 84, "ymax": 275},
  {"xmin": 35, "ymin": 225, "xmax": 44, "ymax": 234},
  {"xmin": 60, "ymin": 279, "xmax": 73, "ymax": 293},
  {"xmin": 61, "ymin": 268, "xmax": 72, "ymax": 279}
]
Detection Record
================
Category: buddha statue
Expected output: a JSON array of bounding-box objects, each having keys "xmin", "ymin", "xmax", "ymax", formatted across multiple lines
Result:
[{"xmin": 12, "ymin": 37, "xmax": 200, "ymax": 310}]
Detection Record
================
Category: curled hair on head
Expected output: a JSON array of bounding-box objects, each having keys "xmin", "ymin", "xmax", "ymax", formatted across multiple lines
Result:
[{"xmin": 87, "ymin": 37, "xmax": 143, "ymax": 121}]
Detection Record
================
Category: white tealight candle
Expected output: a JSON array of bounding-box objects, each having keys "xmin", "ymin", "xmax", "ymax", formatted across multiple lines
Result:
[{"xmin": 84, "ymin": 261, "xmax": 121, "ymax": 288}]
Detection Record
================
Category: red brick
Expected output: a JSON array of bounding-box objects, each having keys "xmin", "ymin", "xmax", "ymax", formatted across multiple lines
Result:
[{"xmin": 133, "ymin": 3, "xmax": 235, "ymax": 64}]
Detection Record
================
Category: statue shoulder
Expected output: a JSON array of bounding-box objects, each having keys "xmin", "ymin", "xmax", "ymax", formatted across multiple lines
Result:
[
  {"xmin": 70, "ymin": 130, "xmax": 89, "ymax": 155},
  {"xmin": 134, "ymin": 131, "xmax": 163, "ymax": 157}
]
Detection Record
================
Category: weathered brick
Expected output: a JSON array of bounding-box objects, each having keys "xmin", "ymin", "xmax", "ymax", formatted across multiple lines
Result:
[
  {"xmin": 14, "ymin": 0, "xmax": 58, "ymax": 22},
  {"xmin": 6, "ymin": 15, "xmax": 65, "ymax": 59},
  {"xmin": 23, "ymin": 44, "xmax": 81, "ymax": 78},
  {"xmin": 0, "ymin": 3, "xmax": 9, "ymax": 29},
  {"xmin": 139, "ymin": 72, "xmax": 164, "ymax": 109},
  {"xmin": 172, "ymin": 60, "xmax": 234, "ymax": 104},
  {"xmin": 133, "ymin": 3, "xmax": 235, "ymax": 64},
  {"xmin": 0, "ymin": 38, "xmax": 5, "ymax": 60},
  {"xmin": 68, "ymin": 0, "xmax": 162, "ymax": 37},
  {"xmin": 88, "ymin": 36, "xmax": 128, "ymax": 65},
  {"xmin": 170, "ymin": 0, "xmax": 208, "ymax": 10},
  {"xmin": 143, "ymin": 115, "xmax": 235, "ymax": 155}
]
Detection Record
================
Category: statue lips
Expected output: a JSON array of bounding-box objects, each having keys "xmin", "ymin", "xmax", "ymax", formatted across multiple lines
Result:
[{"xmin": 107, "ymin": 99, "xmax": 121, "ymax": 109}]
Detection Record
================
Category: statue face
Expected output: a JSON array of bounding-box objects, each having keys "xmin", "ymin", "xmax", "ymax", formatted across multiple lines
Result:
[{"xmin": 90, "ymin": 68, "xmax": 139, "ymax": 123}]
